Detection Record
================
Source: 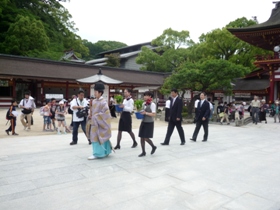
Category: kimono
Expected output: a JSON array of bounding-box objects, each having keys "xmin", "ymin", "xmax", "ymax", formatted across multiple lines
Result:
[{"xmin": 90, "ymin": 97, "xmax": 112, "ymax": 158}]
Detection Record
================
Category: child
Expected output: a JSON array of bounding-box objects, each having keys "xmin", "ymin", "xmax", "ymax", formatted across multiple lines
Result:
[
  {"xmin": 43, "ymin": 100, "xmax": 51, "ymax": 131},
  {"xmin": 5, "ymin": 99, "xmax": 18, "ymax": 135},
  {"xmin": 138, "ymin": 91, "xmax": 157, "ymax": 157},
  {"xmin": 56, "ymin": 100, "xmax": 67, "ymax": 134}
]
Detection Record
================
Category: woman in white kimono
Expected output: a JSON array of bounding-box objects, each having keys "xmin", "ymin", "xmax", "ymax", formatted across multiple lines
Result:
[{"xmin": 88, "ymin": 82, "xmax": 112, "ymax": 160}]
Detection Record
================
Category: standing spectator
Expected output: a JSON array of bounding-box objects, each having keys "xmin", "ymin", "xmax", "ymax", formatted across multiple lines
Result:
[
  {"xmin": 5, "ymin": 99, "xmax": 18, "ymax": 135},
  {"xmin": 165, "ymin": 97, "xmax": 172, "ymax": 122},
  {"xmin": 259, "ymin": 99, "xmax": 268, "ymax": 124},
  {"xmin": 238, "ymin": 102, "xmax": 246, "ymax": 119},
  {"xmin": 220, "ymin": 104, "xmax": 230, "ymax": 125},
  {"xmin": 56, "ymin": 100, "xmax": 67, "ymax": 134},
  {"xmin": 161, "ymin": 88, "xmax": 186, "ymax": 146},
  {"xmin": 114, "ymin": 89, "xmax": 138, "ymax": 149},
  {"xmin": 229, "ymin": 103, "xmax": 236, "ymax": 122},
  {"xmin": 216, "ymin": 102, "xmax": 224, "ymax": 122},
  {"xmin": 271, "ymin": 100, "xmax": 280, "ymax": 123},
  {"xmin": 50, "ymin": 98, "xmax": 57, "ymax": 131},
  {"xmin": 109, "ymin": 95, "xmax": 117, "ymax": 118},
  {"xmin": 138, "ymin": 91, "xmax": 157, "ymax": 157},
  {"xmin": 208, "ymin": 98, "xmax": 214, "ymax": 120},
  {"xmin": 43, "ymin": 100, "xmax": 51, "ymax": 131},
  {"xmin": 19, "ymin": 91, "xmax": 36, "ymax": 131},
  {"xmin": 250, "ymin": 95, "xmax": 260, "ymax": 125},
  {"xmin": 69, "ymin": 89, "xmax": 89, "ymax": 145},
  {"xmin": 190, "ymin": 92, "xmax": 210, "ymax": 142},
  {"xmin": 68, "ymin": 95, "xmax": 76, "ymax": 130}
]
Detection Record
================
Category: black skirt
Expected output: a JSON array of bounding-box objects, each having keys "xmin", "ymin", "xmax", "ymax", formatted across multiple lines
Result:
[
  {"xmin": 138, "ymin": 122, "xmax": 154, "ymax": 138},
  {"xmin": 118, "ymin": 112, "xmax": 132, "ymax": 132}
]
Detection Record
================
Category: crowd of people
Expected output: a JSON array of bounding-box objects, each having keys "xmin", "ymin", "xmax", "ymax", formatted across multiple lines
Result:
[{"xmin": 4, "ymin": 88, "xmax": 276, "ymax": 160}]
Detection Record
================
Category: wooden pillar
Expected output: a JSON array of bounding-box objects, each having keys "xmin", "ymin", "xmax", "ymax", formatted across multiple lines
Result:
[
  {"xmin": 88, "ymin": 84, "xmax": 91, "ymax": 97},
  {"xmin": 12, "ymin": 79, "xmax": 16, "ymax": 99},
  {"xmin": 269, "ymin": 70, "xmax": 275, "ymax": 104},
  {"xmin": 66, "ymin": 81, "xmax": 69, "ymax": 100},
  {"xmin": 41, "ymin": 81, "xmax": 44, "ymax": 104}
]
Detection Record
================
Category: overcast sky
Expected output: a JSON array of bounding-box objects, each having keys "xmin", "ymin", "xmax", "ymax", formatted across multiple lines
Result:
[{"xmin": 62, "ymin": 0, "xmax": 275, "ymax": 45}]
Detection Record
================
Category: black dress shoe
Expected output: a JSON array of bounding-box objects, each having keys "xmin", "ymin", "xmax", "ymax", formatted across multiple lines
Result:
[
  {"xmin": 70, "ymin": 141, "xmax": 77, "ymax": 145},
  {"xmin": 151, "ymin": 146, "xmax": 157, "ymax": 154},
  {"xmin": 180, "ymin": 142, "xmax": 185, "ymax": 145},
  {"xmin": 114, "ymin": 145, "xmax": 121, "ymax": 150},
  {"xmin": 131, "ymin": 143, "xmax": 138, "ymax": 148},
  {"xmin": 5, "ymin": 130, "xmax": 9, "ymax": 135},
  {"xmin": 202, "ymin": 140, "xmax": 207, "ymax": 142},
  {"xmin": 160, "ymin": 143, "xmax": 169, "ymax": 145},
  {"xmin": 190, "ymin": 138, "xmax": 196, "ymax": 142},
  {"xmin": 138, "ymin": 152, "xmax": 146, "ymax": 157}
]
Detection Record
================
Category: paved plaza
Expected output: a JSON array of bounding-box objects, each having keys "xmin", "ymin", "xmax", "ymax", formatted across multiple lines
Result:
[{"xmin": 1, "ymin": 116, "xmax": 280, "ymax": 210}]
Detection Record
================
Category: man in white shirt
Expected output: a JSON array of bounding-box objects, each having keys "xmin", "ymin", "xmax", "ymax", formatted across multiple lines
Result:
[
  {"xmin": 69, "ymin": 89, "xmax": 89, "ymax": 145},
  {"xmin": 114, "ymin": 89, "xmax": 138, "ymax": 149},
  {"xmin": 164, "ymin": 96, "xmax": 172, "ymax": 122},
  {"xmin": 19, "ymin": 91, "xmax": 36, "ymax": 131}
]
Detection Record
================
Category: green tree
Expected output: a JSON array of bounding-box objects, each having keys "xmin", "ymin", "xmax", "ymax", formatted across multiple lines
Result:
[
  {"xmin": 193, "ymin": 17, "xmax": 272, "ymax": 70},
  {"xmin": 4, "ymin": 14, "xmax": 49, "ymax": 55},
  {"xmin": 0, "ymin": 0, "xmax": 89, "ymax": 60},
  {"xmin": 161, "ymin": 59, "xmax": 250, "ymax": 115},
  {"xmin": 105, "ymin": 53, "xmax": 120, "ymax": 67},
  {"xmin": 83, "ymin": 40, "xmax": 127, "ymax": 60},
  {"xmin": 136, "ymin": 28, "xmax": 193, "ymax": 72}
]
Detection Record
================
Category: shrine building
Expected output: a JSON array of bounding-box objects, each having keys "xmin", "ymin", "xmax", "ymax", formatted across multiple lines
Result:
[{"xmin": 228, "ymin": 2, "xmax": 280, "ymax": 103}]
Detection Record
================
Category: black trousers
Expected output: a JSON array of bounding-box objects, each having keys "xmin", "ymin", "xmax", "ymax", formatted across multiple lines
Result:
[
  {"xmin": 192, "ymin": 119, "xmax": 209, "ymax": 140},
  {"xmin": 7, "ymin": 117, "xmax": 16, "ymax": 134},
  {"xmin": 163, "ymin": 120, "xmax": 185, "ymax": 144}
]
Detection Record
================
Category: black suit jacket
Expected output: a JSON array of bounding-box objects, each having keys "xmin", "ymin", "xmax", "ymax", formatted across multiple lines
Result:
[
  {"xmin": 169, "ymin": 97, "xmax": 183, "ymax": 122},
  {"xmin": 195, "ymin": 100, "xmax": 210, "ymax": 121}
]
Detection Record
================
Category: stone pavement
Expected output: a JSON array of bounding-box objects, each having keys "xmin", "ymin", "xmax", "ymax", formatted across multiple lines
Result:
[{"xmin": 0, "ymin": 117, "xmax": 280, "ymax": 210}]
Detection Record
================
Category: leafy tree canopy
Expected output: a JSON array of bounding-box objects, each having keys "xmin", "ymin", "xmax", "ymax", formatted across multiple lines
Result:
[
  {"xmin": 136, "ymin": 28, "xmax": 193, "ymax": 72},
  {"xmin": 83, "ymin": 40, "xmax": 127, "ymax": 60}
]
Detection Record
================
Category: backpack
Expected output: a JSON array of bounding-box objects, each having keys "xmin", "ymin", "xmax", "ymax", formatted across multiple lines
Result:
[
  {"xmin": 39, "ymin": 106, "xmax": 44, "ymax": 116},
  {"xmin": 6, "ymin": 109, "xmax": 12, "ymax": 120},
  {"xmin": 68, "ymin": 106, "xmax": 73, "ymax": 115}
]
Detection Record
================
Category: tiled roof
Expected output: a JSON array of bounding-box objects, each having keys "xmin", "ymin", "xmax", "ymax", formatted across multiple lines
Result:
[{"xmin": 0, "ymin": 54, "xmax": 168, "ymax": 86}]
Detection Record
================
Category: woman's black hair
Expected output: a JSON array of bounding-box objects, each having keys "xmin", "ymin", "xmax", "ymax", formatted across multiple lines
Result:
[
  {"xmin": 11, "ymin": 99, "xmax": 16, "ymax": 104},
  {"xmin": 125, "ymin": 88, "xmax": 132, "ymax": 94},
  {"xmin": 144, "ymin": 91, "xmax": 153, "ymax": 98}
]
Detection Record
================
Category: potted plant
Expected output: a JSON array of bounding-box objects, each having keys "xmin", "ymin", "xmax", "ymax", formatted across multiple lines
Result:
[
  {"xmin": 115, "ymin": 95, "xmax": 124, "ymax": 112},
  {"xmin": 134, "ymin": 99, "xmax": 144, "ymax": 119}
]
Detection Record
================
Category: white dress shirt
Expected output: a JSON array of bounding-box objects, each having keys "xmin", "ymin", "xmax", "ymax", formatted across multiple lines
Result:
[
  {"xmin": 123, "ymin": 98, "xmax": 134, "ymax": 113},
  {"xmin": 70, "ymin": 98, "xmax": 89, "ymax": 122},
  {"xmin": 200, "ymin": 99, "xmax": 205, "ymax": 107},
  {"xmin": 165, "ymin": 100, "xmax": 171, "ymax": 109},
  {"xmin": 172, "ymin": 96, "xmax": 178, "ymax": 106},
  {"xmin": 194, "ymin": 99, "xmax": 199, "ymax": 108}
]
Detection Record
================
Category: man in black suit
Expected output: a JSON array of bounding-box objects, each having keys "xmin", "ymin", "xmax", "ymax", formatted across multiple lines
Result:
[
  {"xmin": 190, "ymin": 92, "xmax": 210, "ymax": 142},
  {"xmin": 161, "ymin": 89, "xmax": 185, "ymax": 145}
]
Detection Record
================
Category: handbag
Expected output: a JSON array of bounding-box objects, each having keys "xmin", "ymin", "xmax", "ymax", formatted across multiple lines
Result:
[
  {"xmin": 76, "ymin": 99, "xmax": 88, "ymax": 118},
  {"xmin": 22, "ymin": 109, "xmax": 32, "ymax": 114},
  {"xmin": 21, "ymin": 99, "xmax": 32, "ymax": 114}
]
